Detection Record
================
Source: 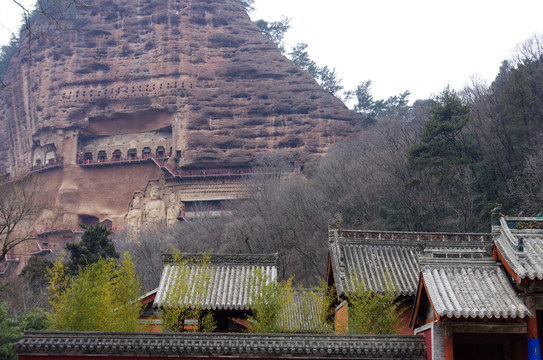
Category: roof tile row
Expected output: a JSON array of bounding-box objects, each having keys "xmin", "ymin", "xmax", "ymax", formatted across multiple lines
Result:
[{"xmin": 15, "ymin": 331, "xmax": 427, "ymax": 359}]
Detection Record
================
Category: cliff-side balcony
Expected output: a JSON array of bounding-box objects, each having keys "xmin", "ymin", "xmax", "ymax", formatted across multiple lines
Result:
[{"xmin": 29, "ymin": 160, "xmax": 63, "ymax": 174}]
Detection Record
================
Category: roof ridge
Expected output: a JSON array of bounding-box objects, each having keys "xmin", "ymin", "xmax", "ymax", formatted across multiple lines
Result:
[
  {"xmin": 419, "ymin": 257, "xmax": 497, "ymax": 267},
  {"xmin": 162, "ymin": 253, "xmax": 279, "ymax": 265},
  {"xmin": 15, "ymin": 331, "xmax": 427, "ymax": 359}
]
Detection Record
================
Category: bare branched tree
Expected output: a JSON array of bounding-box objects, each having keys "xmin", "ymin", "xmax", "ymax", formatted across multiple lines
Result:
[
  {"xmin": 506, "ymin": 144, "xmax": 543, "ymax": 216},
  {"xmin": 116, "ymin": 216, "xmax": 233, "ymax": 292},
  {"xmin": 0, "ymin": 175, "xmax": 47, "ymax": 260},
  {"xmin": 512, "ymin": 33, "xmax": 543, "ymax": 66}
]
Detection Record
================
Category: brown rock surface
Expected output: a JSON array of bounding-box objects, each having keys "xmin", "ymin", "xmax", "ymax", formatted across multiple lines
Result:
[{"xmin": 0, "ymin": 0, "xmax": 361, "ymax": 231}]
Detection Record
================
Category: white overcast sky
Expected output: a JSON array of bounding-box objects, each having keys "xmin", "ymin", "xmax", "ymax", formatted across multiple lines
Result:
[{"xmin": 1, "ymin": 0, "xmax": 543, "ymax": 102}]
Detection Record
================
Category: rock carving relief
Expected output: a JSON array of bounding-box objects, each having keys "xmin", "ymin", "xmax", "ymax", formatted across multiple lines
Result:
[
  {"xmin": 126, "ymin": 184, "xmax": 185, "ymax": 234},
  {"xmin": 126, "ymin": 192, "xmax": 143, "ymax": 236},
  {"xmin": 166, "ymin": 192, "xmax": 184, "ymax": 227},
  {"xmin": 144, "ymin": 184, "xmax": 166, "ymax": 227}
]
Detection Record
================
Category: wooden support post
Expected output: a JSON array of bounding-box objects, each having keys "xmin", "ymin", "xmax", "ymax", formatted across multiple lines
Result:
[
  {"xmin": 526, "ymin": 295, "xmax": 541, "ymax": 360},
  {"xmin": 444, "ymin": 326, "xmax": 454, "ymax": 360},
  {"xmin": 526, "ymin": 295, "xmax": 538, "ymax": 339},
  {"xmin": 528, "ymin": 316, "xmax": 539, "ymax": 339}
]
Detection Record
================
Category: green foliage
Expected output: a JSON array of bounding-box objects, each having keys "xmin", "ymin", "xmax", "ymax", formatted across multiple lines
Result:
[
  {"xmin": 20, "ymin": 256, "xmax": 53, "ymax": 288},
  {"xmin": 254, "ymin": 23, "xmax": 346, "ymax": 97},
  {"xmin": 353, "ymin": 80, "xmax": 375, "ymax": 115},
  {"xmin": 254, "ymin": 18, "xmax": 291, "ymax": 54},
  {"xmin": 407, "ymin": 86, "xmax": 471, "ymax": 181},
  {"xmin": 247, "ymin": 271, "xmax": 290, "ymax": 333},
  {"xmin": 0, "ymin": 302, "xmax": 47, "ymax": 360},
  {"xmin": 47, "ymin": 252, "xmax": 142, "ymax": 332},
  {"xmin": 65, "ymin": 223, "xmax": 119, "ymax": 274},
  {"xmin": 161, "ymin": 251, "xmax": 216, "ymax": 332},
  {"xmin": 286, "ymin": 281, "xmax": 334, "ymax": 334},
  {"xmin": 352, "ymin": 80, "xmax": 411, "ymax": 124},
  {"xmin": 289, "ymin": 43, "xmax": 319, "ymax": 78},
  {"xmin": 237, "ymin": 0, "xmax": 255, "ymax": 12},
  {"xmin": 345, "ymin": 279, "xmax": 404, "ymax": 335},
  {"xmin": 289, "ymin": 43, "xmax": 344, "ymax": 97},
  {"xmin": 248, "ymin": 272, "xmax": 333, "ymax": 333},
  {"xmin": 317, "ymin": 65, "xmax": 343, "ymax": 97}
]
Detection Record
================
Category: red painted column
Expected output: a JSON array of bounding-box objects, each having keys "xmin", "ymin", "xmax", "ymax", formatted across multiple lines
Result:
[
  {"xmin": 526, "ymin": 295, "xmax": 538, "ymax": 339},
  {"xmin": 526, "ymin": 295, "xmax": 541, "ymax": 360},
  {"xmin": 444, "ymin": 327, "xmax": 454, "ymax": 360}
]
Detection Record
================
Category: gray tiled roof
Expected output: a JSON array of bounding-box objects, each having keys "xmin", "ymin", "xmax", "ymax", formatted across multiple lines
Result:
[
  {"xmin": 337, "ymin": 239, "xmax": 420, "ymax": 297},
  {"xmin": 154, "ymin": 253, "xmax": 278, "ymax": 311},
  {"xmin": 15, "ymin": 331, "xmax": 427, "ymax": 359},
  {"xmin": 421, "ymin": 258, "xmax": 531, "ymax": 319},
  {"xmin": 279, "ymin": 289, "xmax": 331, "ymax": 333},
  {"xmin": 329, "ymin": 229, "xmax": 491, "ymax": 298},
  {"xmin": 494, "ymin": 217, "xmax": 543, "ymax": 281}
]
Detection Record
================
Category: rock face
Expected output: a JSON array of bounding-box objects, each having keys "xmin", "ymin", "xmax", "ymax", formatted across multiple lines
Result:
[{"xmin": 0, "ymin": 0, "xmax": 361, "ymax": 230}]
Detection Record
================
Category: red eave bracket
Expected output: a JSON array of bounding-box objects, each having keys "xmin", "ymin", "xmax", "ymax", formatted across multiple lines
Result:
[{"xmin": 493, "ymin": 245, "xmax": 522, "ymax": 284}]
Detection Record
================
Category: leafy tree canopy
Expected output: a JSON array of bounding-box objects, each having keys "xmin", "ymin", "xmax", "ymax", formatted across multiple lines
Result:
[
  {"xmin": 248, "ymin": 271, "xmax": 333, "ymax": 333},
  {"xmin": 344, "ymin": 280, "xmax": 404, "ymax": 335},
  {"xmin": 47, "ymin": 253, "xmax": 141, "ymax": 332},
  {"xmin": 254, "ymin": 17, "xmax": 291, "ymax": 54},
  {"xmin": 317, "ymin": 66, "xmax": 343, "ymax": 97},
  {"xmin": 20, "ymin": 256, "xmax": 53, "ymax": 288},
  {"xmin": 289, "ymin": 43, "xmax": 319, "ymax": 78},
  {"xmin": 247, "ymin": 271, "xmax": 290, "ymax": 333},
  {"xmin": 407, "ymin": 86, "xmax": 471, "ymax": 180},
  {"xmin": 0, "ymin": 302, "xmax": 47, "ymax": 360},
  {"xmin": 288, "ymin": 43, "xmax": 345, "ymax": 97},
  {"xmin": 352, "ymin": 80, "xmax": 411, "ymax": 124},
  {"xmin": 65, "ymin": 223, "xmax": 119, "ymax": 274},
  {"xmin": 160, "ymin": 251, "xmax": 216, "ymax": 332},
  {"xmin": 237, "ymin": 0, "xmax": 255, "ymax": 12}
]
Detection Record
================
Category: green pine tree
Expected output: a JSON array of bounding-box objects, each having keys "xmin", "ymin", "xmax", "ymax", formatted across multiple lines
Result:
[
  {"xmin": 65, "ymin": 223, "xmax": 119, "ymax": 275},
  {"xmin": 407, "ymin": 86, "xmax": 472, "ymax": 181}
]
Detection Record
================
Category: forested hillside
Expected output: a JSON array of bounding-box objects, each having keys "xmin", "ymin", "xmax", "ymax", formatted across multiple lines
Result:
[
  {"xmin": 251, "ymin": 18, "xmax": 543, "ymax": 227},
  {"xmin": 343, "ymin": 34, "xmax": 543, "ymax": 232}
]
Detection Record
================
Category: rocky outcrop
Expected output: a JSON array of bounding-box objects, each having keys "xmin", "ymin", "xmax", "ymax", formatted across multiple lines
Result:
[
  {"xmin": 0, "ymin": 0, "xmax": 361, "ymax": 231},
  {"xmin": 0, "ymin": 0, "xmax": 360, "ymax": 175}
]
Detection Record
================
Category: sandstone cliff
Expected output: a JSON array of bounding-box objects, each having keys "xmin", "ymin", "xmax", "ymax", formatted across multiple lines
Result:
[
  {"xmin": 0, "ymin": 0, "xmax": 361, "ymax": 231},
  {"xmin": 0, "ymin": 0, "xmax": 360, "ymax": 175}
]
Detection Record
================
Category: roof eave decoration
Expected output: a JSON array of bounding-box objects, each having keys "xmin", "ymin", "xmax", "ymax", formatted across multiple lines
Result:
[
  {"xmin": 494, "ymin": 216, "xmax": 543, "ymax": 283},
  {"xmin": 15, "ymin": 331, "xmax": 427, "ymax": 359}
]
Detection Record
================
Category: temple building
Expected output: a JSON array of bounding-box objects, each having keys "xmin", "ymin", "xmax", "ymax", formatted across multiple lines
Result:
[
  {"xmin": 326, "ymin": 219, "xmax": 491, "ymax": 336},
  {"xmin": 407, "ymin": 215, "xmax": 543, "ymax": 360},
  {"xmin": 327, "ymin": 215, "xmax": 542, "ymax": 360},
  {"xmin": 152, "ymin": 253, "xmax": 278, "ymax": 332}
]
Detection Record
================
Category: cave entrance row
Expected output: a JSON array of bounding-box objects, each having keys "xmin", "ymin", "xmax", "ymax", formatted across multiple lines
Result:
[{"xmin": 80, "ymin": 146, "xmax": 172, "ymax": 163}]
